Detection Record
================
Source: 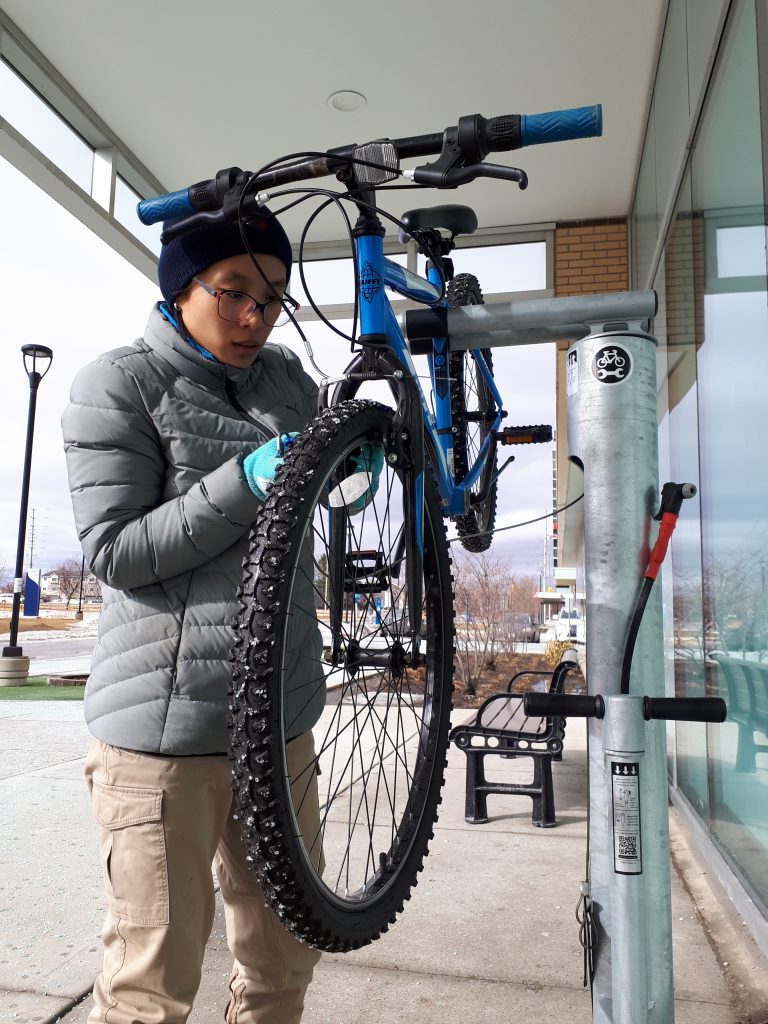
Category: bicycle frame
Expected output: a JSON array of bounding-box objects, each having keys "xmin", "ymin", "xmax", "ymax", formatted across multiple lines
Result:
[{"xmin": 352, "ymin": 229, "xmax": 505, "ymax": 519}]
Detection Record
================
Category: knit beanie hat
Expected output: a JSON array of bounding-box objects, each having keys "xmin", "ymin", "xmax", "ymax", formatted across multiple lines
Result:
[{"xmin": 157, "ymin": 212, "xmax": 293, "ymax": 307}]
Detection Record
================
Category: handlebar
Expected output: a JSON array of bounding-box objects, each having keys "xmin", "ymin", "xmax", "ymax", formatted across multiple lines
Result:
[
  {"xmin": 520, "ymin": 106, "xmax": 603, "ymax": 147},
  {"xmin": 523, "ymin": 692, "xmax": 727, "ymax": 724},
  {"xmin": 643, "ymin": 697, "xmax": 727, "ymax": 723},
  {"xmin": 524, "ymin": 693, "xmax": 604, "ymax": 719},
  {"xmin": 137, "ymin": 103, "xmax": 602, "ymax": 226}
]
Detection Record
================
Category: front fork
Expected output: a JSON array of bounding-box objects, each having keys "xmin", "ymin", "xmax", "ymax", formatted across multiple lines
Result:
[
  {"xmin": 324, "ymin": 195, "xmax": 428, "ymax": 668},
  {"xmin": 322, "ymin": 349, "xmax": 427, "ymax": 669},
  {"xmin": 391, "ymin": 372, "xmax": 426, "ymax": 661}
]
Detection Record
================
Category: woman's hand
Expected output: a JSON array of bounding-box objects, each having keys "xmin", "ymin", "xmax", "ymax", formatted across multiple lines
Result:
[
  {"xmin": 243, "ymin": 434, "xmax": 299, "ymax": 500},
  {"xmin": 347, "ymin": 444, "xmax": 384, "ymax": 512}
]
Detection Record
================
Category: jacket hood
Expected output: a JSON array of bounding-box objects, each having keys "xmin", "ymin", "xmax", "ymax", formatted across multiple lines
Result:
[{"xmin": 142, "ymin": 303, "xmax": 259, "ymax": 391}]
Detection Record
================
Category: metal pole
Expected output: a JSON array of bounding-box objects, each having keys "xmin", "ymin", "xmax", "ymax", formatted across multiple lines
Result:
[
  {"xmin": 2, "ymin": 345, "xmax": 53, "ymax": 665},
  {"xmin": 566, "ymin": 326, "xmax": 673, "ymax": 1024},
  {"xmin": 401, "ymin": 290, "xmax": 658, "ymax": 350},
  {"xmin": 601, "ymin": 695, "xmax": 650, "ymax": 1023},
  {"xmin": 75, "ymin": 555, "xmax": 85, "ymax": 621},
  {"xmin": 4, "ymin": 371, "xmax": 42, "ymax": 655}
]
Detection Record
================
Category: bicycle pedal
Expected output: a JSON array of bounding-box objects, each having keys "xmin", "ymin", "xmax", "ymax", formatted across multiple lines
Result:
[
  {"xmin": 344, "ymin": 550, "xmax": 391, "ymax": 593},
  {"xmin": 494, "ymin": 424, "xmax": 553, "ymax": 445}
]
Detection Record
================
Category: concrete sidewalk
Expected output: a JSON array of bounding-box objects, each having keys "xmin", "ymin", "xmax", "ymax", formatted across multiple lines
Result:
[{"xmin": 0, "ymin": 698, "xmax": 746, "ymax": 1024}]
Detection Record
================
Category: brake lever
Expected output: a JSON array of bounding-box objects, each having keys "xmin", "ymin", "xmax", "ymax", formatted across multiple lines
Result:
[
  {"xmin": 160, "ymin": 210, "xmax": 226, "ymax": 243},
  {"xmin": 472, "ymin": 163, "xmax": 528, "ymax": 189},
  {"xmin": 404, "ymin": 162, "xmax": 528, "ymax": 189}
]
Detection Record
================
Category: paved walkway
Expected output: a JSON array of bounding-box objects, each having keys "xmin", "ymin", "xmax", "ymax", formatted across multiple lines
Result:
[{"xmin": 1, "ymin": 694, "xmax": 749, "ymax": 1024}]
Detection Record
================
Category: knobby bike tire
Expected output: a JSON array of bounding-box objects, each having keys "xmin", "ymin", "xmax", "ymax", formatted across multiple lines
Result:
[
  {"xmin": 447, "ymin": 273, "xmax": 499, "ymax": 552},
  {"xmin": 228, "ymin": 400, "xmax": 455, "ymax": 951}
]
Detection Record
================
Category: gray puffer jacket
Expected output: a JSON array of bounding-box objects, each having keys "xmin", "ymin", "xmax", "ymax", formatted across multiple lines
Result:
[{"xmin": 62, "ymin": 305, "xmax": 324, "ymax": 755}]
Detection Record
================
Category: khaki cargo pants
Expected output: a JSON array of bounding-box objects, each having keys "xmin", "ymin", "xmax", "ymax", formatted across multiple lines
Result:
[{"xmin": 84, "ymin": 733, "xmax": 322, "ymax": 1024}]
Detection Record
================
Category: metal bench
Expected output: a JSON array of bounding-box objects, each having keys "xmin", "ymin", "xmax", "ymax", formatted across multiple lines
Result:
[
  {"xmin": 710, "ymin": 652, "xmax": 768, "ymax": 772},
  {"xmin": 450, "ymin": 652, "xmax": 579, "ymax": 827}
]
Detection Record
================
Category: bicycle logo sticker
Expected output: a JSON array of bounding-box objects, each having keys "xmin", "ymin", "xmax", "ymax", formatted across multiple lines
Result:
[
  {"xmin": 592, "ymin": 345, "xmax": 632, "ymax": 385},
  {"xmin": 360, "ymin": 262, "xmax": 383, "ymax": 302}
]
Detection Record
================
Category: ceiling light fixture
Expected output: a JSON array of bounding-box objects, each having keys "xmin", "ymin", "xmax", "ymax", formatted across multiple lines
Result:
[{"xmin": 327, "ymin": 90, "xmax": 367, "ymax": 113}]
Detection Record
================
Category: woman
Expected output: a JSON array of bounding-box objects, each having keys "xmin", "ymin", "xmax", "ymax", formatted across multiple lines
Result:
[{"xmin": 63, "ymin": 210, "xmax": 324, "ymax": 1024}]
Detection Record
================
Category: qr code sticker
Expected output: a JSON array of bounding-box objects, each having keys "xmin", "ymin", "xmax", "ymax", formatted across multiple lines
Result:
[{"xmin": 618, "ymin": 834, "xmax": 638, "ymax": 858}]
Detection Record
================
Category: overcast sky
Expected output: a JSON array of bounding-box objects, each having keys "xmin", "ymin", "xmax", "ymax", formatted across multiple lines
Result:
[{"xmin": 0, "ymin": 154, "xmax": 556, "ymax": 581}]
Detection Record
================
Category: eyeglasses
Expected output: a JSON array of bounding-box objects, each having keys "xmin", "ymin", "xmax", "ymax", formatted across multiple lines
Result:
[{"xmin": 192, "ymin": 277, "xmax": 299, "ymax": 328}]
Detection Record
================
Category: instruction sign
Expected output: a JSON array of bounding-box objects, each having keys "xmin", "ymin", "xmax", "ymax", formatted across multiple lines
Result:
[
  {"xmin": 611, "ymin": 760, "xmax": 642, "ymax": 875},
  {"xmin": 566, "ymin": 348, "xmax": 578, "ymax": 396}
]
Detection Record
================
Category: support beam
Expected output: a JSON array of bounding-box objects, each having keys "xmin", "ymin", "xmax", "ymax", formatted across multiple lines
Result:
[{"xmin": 0, "ymin": 116, "xmax": 157, "ymax": 280}]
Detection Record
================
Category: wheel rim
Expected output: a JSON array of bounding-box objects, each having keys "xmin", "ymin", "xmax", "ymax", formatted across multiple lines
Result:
[{"xmin": 265, "ymin": 409, "xmax": 451, "ymax": 915}]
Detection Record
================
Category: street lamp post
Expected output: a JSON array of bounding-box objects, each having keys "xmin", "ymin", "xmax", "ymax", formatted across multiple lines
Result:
[
  {"xmin": 1, "ymin": 345, "xmax": 53, "ymax": 684},
  {"xmin": 75, "ymin": 555, "xmax": 85, "ymax": 621}
]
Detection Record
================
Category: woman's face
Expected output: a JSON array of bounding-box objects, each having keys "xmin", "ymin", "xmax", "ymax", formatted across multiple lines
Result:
[{"xmin": 175, "ymin": 252, "xmax": 288, "ymax": 367}]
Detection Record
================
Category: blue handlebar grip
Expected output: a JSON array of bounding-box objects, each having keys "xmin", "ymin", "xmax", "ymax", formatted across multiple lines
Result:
[
  {"xmin": 520, "ymin": 104, "xmax": 603, "ymax": 147},
  {"xmin": 136, "ymin": 189, "xmax": 194, "ymax": 226}
]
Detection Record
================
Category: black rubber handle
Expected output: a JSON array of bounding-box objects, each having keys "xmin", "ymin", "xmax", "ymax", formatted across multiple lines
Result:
[
  {"xmin": 523, "ymin": 693, "xmax": 604, "ymax": 719},
  {"xmin": 483, "ymin": 114, "xmax": 519, "ymax": 151},
  {"xmin": 643, "ymin": 697, "xmax": 727, "ymax": 723}
]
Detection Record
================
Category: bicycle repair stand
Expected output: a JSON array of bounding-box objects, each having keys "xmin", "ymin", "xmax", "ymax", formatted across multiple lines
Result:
[
  {"xmin": 565, "ymin": 316, "xmax": 673, "ymax": 1023},
  {"xmin": 414, "ymin": 290, "xmax": 727, "ymax": 1024},
  {"xmin": 557, "ymin": 309, "xmax": 722, "ymax": 1024}
]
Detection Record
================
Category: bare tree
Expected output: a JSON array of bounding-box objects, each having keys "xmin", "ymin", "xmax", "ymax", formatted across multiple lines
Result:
[
  {"xmin": 506, "ymin": 574, "xmax": 539, "ymax": 616},
  {"xmin": 0, "ymin": 557, "xmax": 12, "ymax": 593},
  {"xmin": 453, "ymin": 552, "xmax": 514, "ymax": 695},
  {"xmin": 52, "ymin": 557, "xmax": 83, "ymax": 609},
  {"xmin": 703, "ymin": 550, "xmax": 765, "ymax": 661},
  {"xmin": 671, "ymin": 548, "xmax": 768, "ymax": 705},
  {"xmin": 495, "ymin": 574, "xmax": 540, "ymax": 652}
]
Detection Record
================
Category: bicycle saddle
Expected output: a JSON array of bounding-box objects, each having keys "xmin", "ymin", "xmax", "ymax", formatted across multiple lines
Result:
[{"xmin": 399, "ymin": 204, "xmax": 478, "ymax": 238}]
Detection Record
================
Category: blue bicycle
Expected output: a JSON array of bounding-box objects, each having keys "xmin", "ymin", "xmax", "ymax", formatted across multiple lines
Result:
[{"xmin": 138, "ymin": 103, "xmax": 602, "ymax": 951}]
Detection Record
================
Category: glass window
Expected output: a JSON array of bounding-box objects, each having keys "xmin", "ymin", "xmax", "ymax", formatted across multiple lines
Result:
[
  {"xmin": 447, "ymin": 242, "xmax": 547, "ymax": 293},
  {"xmin": 114, "ymin": 176, "xmax": 162, "ymax": 255},
  {"xmin": 292, "ymin": 241, "xmax": 546, "ymax": 311},
  {"xmin": 716, "ymin": 224, "xmax": 767, "ymax": 278},
  {"xmin": 0, "ymin": 58, "xmax": 93, "ymax": 193},
  {"xmin": 659, "ymin": 0, "xmax": 768, "ymax": 914},
  {"xmin": 661, "ymin": 171, "xmax": 707, "ymax": 766},
  {"xmin": 631, "ymin": 101, "xmax": 658, "ymax": 289},
  {"xmin": 291, "ymin": 254, "xmax": 407, "ymax": 309},
  {"xmin": 693, "ymin": 0, "xmax": 768, "ymax": 914}
]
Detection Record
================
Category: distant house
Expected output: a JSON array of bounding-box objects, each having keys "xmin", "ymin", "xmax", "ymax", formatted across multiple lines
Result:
[
  {"xmin": 40, "ymin": 569, "xmax": 101, "ymax": 601},
  {"xmin": 41, "ymin": 572, "xmax": 61, "ymax": 598}
]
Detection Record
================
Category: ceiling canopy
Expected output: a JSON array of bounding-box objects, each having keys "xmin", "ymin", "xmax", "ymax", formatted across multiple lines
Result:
[{"xmin": 0, "ymin": 0, "xmax": 665, "ymax": 247}]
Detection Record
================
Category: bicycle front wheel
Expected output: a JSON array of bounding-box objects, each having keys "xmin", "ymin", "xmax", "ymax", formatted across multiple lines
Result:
[
  {"xmin": 229, "ymin": 400, "xmax": 454, "ymax": 951},
  {"xmin": 448, "ymin": 273, "xmax": 498, "ymax": 552}
]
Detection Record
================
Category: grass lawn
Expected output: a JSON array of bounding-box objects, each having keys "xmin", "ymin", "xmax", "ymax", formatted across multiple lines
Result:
[{"xmin": 0, "ymin": 677, "xmax": 84, "ymax": 700}]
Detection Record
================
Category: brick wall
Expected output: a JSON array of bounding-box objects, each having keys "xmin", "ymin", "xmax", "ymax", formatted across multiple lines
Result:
[
  {"xmin": 663, "ymin": 210, "xmax": 705, "ymax": 349},
  {"xmin": 554, "ymin": 219, "xmax": 629, "ymax": 296}
]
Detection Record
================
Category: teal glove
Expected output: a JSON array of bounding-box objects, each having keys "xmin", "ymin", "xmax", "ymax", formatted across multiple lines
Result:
[
  {"xmin": 327, "ymin": 444, "xmax": 384, "ymax": 513},
  {"xmin": 243, "ymin": 433, "xmax": 299, "ymax": 500}
]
